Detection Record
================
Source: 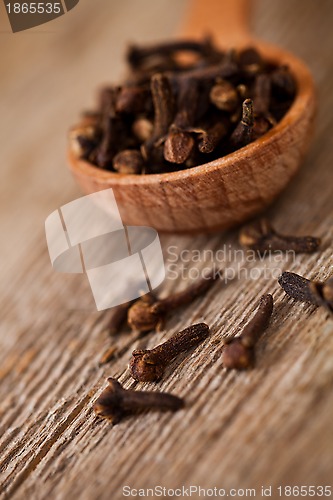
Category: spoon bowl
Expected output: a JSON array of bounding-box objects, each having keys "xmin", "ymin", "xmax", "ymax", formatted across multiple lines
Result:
[{"xmin": 68, "ymin": 0, "xmax": 316, "ymax": 233}]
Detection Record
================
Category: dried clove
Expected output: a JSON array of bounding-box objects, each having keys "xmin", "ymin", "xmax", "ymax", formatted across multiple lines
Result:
[
  {"xmin": 252, "ymin": 115, "xmax": 275, "ymax": 141},
  {"xmin": 127, "ymin": 269, "xmax": 220, "ymax": 333},
  {"xmin": 127, "ymin": 293, "xmax": 159, "ymax": 334},
  {"xmin": 150, "ymin": 73, "xmax": 175, "ymax": 138},
  {"xmin": 195, "ymin": 119, "xmax": 229, "ymax": 154},
  {"xmin": 223, "ymin": 294, "xmax": 273, "ymax": 369},
  {"xmin": 127, "ymin": 38, "xmax": 219, "ymax": 69},
  {"xmin": 69, "ymin": 124, "xmax": 100, "ymax": 160},
  {"xmin": 130, "ymin": 323, "xmax": 209, "ymax": 382},
  {"xmin": 253, "ymin": 73, "xmax": 271, "ymax": 117},
  {"xmin": 164, "ymin": 126, "xmax": 195, "ymax": 164},
  {"xmin": 113, "ymin": 149, "xmax": 144, "ymax": 174},
  {"xmin": 252, "ymin": 74, "xmax": 275, "ymax": 140},
  {"xmin": 239, "ymin": 218, "xmax": 321, "ymax": 254},
  {"xmin": 94, "ymin": 378, "xmax": 184, "ymax": 424},
  {"xmin": 271, "ymin": 65, "xmax": 296, "ymax": 98},
  {"xmin": 230, "ymin": 98, "xmax": 254, "ymax": 148},
  {"xmin": 238, "ymin": 47, "xmax": 264, "ymax": 75},
  {"xmin": 115, "ymin": 85, "xmax": 152, "ymax": 115},
  {"xmin": 95, "ymin": 87, "xmax": 120, "ymax": 168},
  {"xmin": 142, "ymin": 73, "xmax": 175, "ymax": 162},
  {"xmin": 278, "ymin": 272, "xmax": 333, "ymax": 314},
  {"xmin": 210, "ymin": 79, "xmax": 238, "ymax": 113},
  {"xmin": 132, "ymin": 117, "xmax": 153, "ymax": 142},
  {"xmin": 164, "ymin": 77, "xmax": 199, "ymax": 163}
]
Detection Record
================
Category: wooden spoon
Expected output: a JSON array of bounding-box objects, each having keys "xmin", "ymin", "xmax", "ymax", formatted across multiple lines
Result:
[{"xmin": 68, "ymin": 0, "xmax": 316, "ymax": 234}]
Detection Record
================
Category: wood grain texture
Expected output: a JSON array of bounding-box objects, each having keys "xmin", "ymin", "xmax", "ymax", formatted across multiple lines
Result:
[{"xmin": 0, "ymin": 1, "xmax": 333, "ymax": 499}]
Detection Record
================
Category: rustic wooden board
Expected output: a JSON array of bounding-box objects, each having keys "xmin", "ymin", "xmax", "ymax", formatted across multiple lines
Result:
[{"xmin": 0, "ymin": 0, "xmax": 332, "ymax": 498}]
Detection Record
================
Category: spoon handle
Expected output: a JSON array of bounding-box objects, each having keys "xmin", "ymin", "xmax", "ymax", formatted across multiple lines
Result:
[{"xmin": 181, "ymin": 0, "xmax": 253, "ymax": 46}]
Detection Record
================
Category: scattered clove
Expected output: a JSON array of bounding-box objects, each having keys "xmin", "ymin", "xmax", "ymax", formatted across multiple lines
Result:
[
  {"xmin": 130, "ymin": 323, "xmax": 209, "ymax": 382},
  {"xmin": 127, "ymin": 269, "xmax": 220, "ymax": 333},
  {"xmin": 223, "ymin": 294, "xmax": 274, "ymax": 370},
  {"xmin": 278, "ymin": 272, "xmax": 333, "ymax": 314},
  {"xmin": 239, "ymin": 218, "xmax": 321, "ymax": 254},
  {"xmin": 127, "ymin": 293, "xmax": 160, "ymax": 334},
  {"xmin": 94, "ymin": 378, "xmax": 184, "ymax": 424}
]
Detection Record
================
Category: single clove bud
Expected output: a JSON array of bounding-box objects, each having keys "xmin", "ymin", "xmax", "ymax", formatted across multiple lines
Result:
[
  {"xmin": 127, "ymin": 293, "xmax": 159, "ymax": 334},
  {"xmin": 113, "ymin": 149, "xmax": 144, "ymax": 174},
  {"xmin": 252, "ymin": 74, "xmax": 274, "ymax": 140},
  {"xmin": 230, "ymin": 98, "xmax": 254, "ymax": 148},
  {"xmin": 223, "ymin": 294, "xmax": 273, "ymax": 369},
  {"xmin": 142, "ymin": 73, "xmax": 175, "ymax": 161},
  {"xmin": 132, "ymin": 117, "xmax": 153, "ymax": 142},
  {"xmin": 164, "ymin": 77, "xmax": 199, "ymax": 163},
  {"xmin": 130, "ymin": 323, "xmax": 210, "ymax": 382},
  {"xmin": 278, "ymin": 272, "xmax": 333, "ymax": 314},
  {"xmin": 253, "ymin": 73, "xmax": 271, "ymax": 117},
  {"xmin": 238, "ymin": 47, "xmax": 264, "ymax": 75},
  {"xmin": 95, "ymin": 87, "xmax": 120, "ymax": 168},
  {"xmin": 271, "ymin": 65, "xmax": 296, "ymax": 98},
  {"xmin": 252, "ymin": 115, "xmax": 275, "ymax": 141},
  {"xmin": 94, "ymin": 378, "xmax": 184, "ymax": 424},
  {"xmin": 69, "ymin": 124, "xmax": 100, "ymax": 159},
  {"xmin": 127, "ymin": 269, "xmax": 220, "ymax": 333},
  {"xmin": 209, "ymin": 79, "xmax": 238, "ymax": 113},
  {"xmin": 127, "ymin": 39, "xmax": 218, "ymax": 69},
  {"xmin": 164, "ymin": 126, "xmax": 195, "ymax": 163},
  {"xmin": 239, "ymin": 218, "xmax": 321, "ymax": 254},
  {"xmin": 150, "ymin": 73, "xmax": 175, "ymax": 138},
  {"xmin": 196, "ymin": 120, "xmax": 229, "ymax": 154}
]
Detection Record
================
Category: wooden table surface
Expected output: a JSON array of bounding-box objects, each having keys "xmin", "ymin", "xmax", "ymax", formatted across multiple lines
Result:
[{"xmin": 1, "ymin": 1, "xmax": 333, "ymax": 498}]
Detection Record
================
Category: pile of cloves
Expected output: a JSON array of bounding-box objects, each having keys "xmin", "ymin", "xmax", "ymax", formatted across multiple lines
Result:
[{"xmin": 70, "ymin": 37, "xmax": 296, "ymax": 174}]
